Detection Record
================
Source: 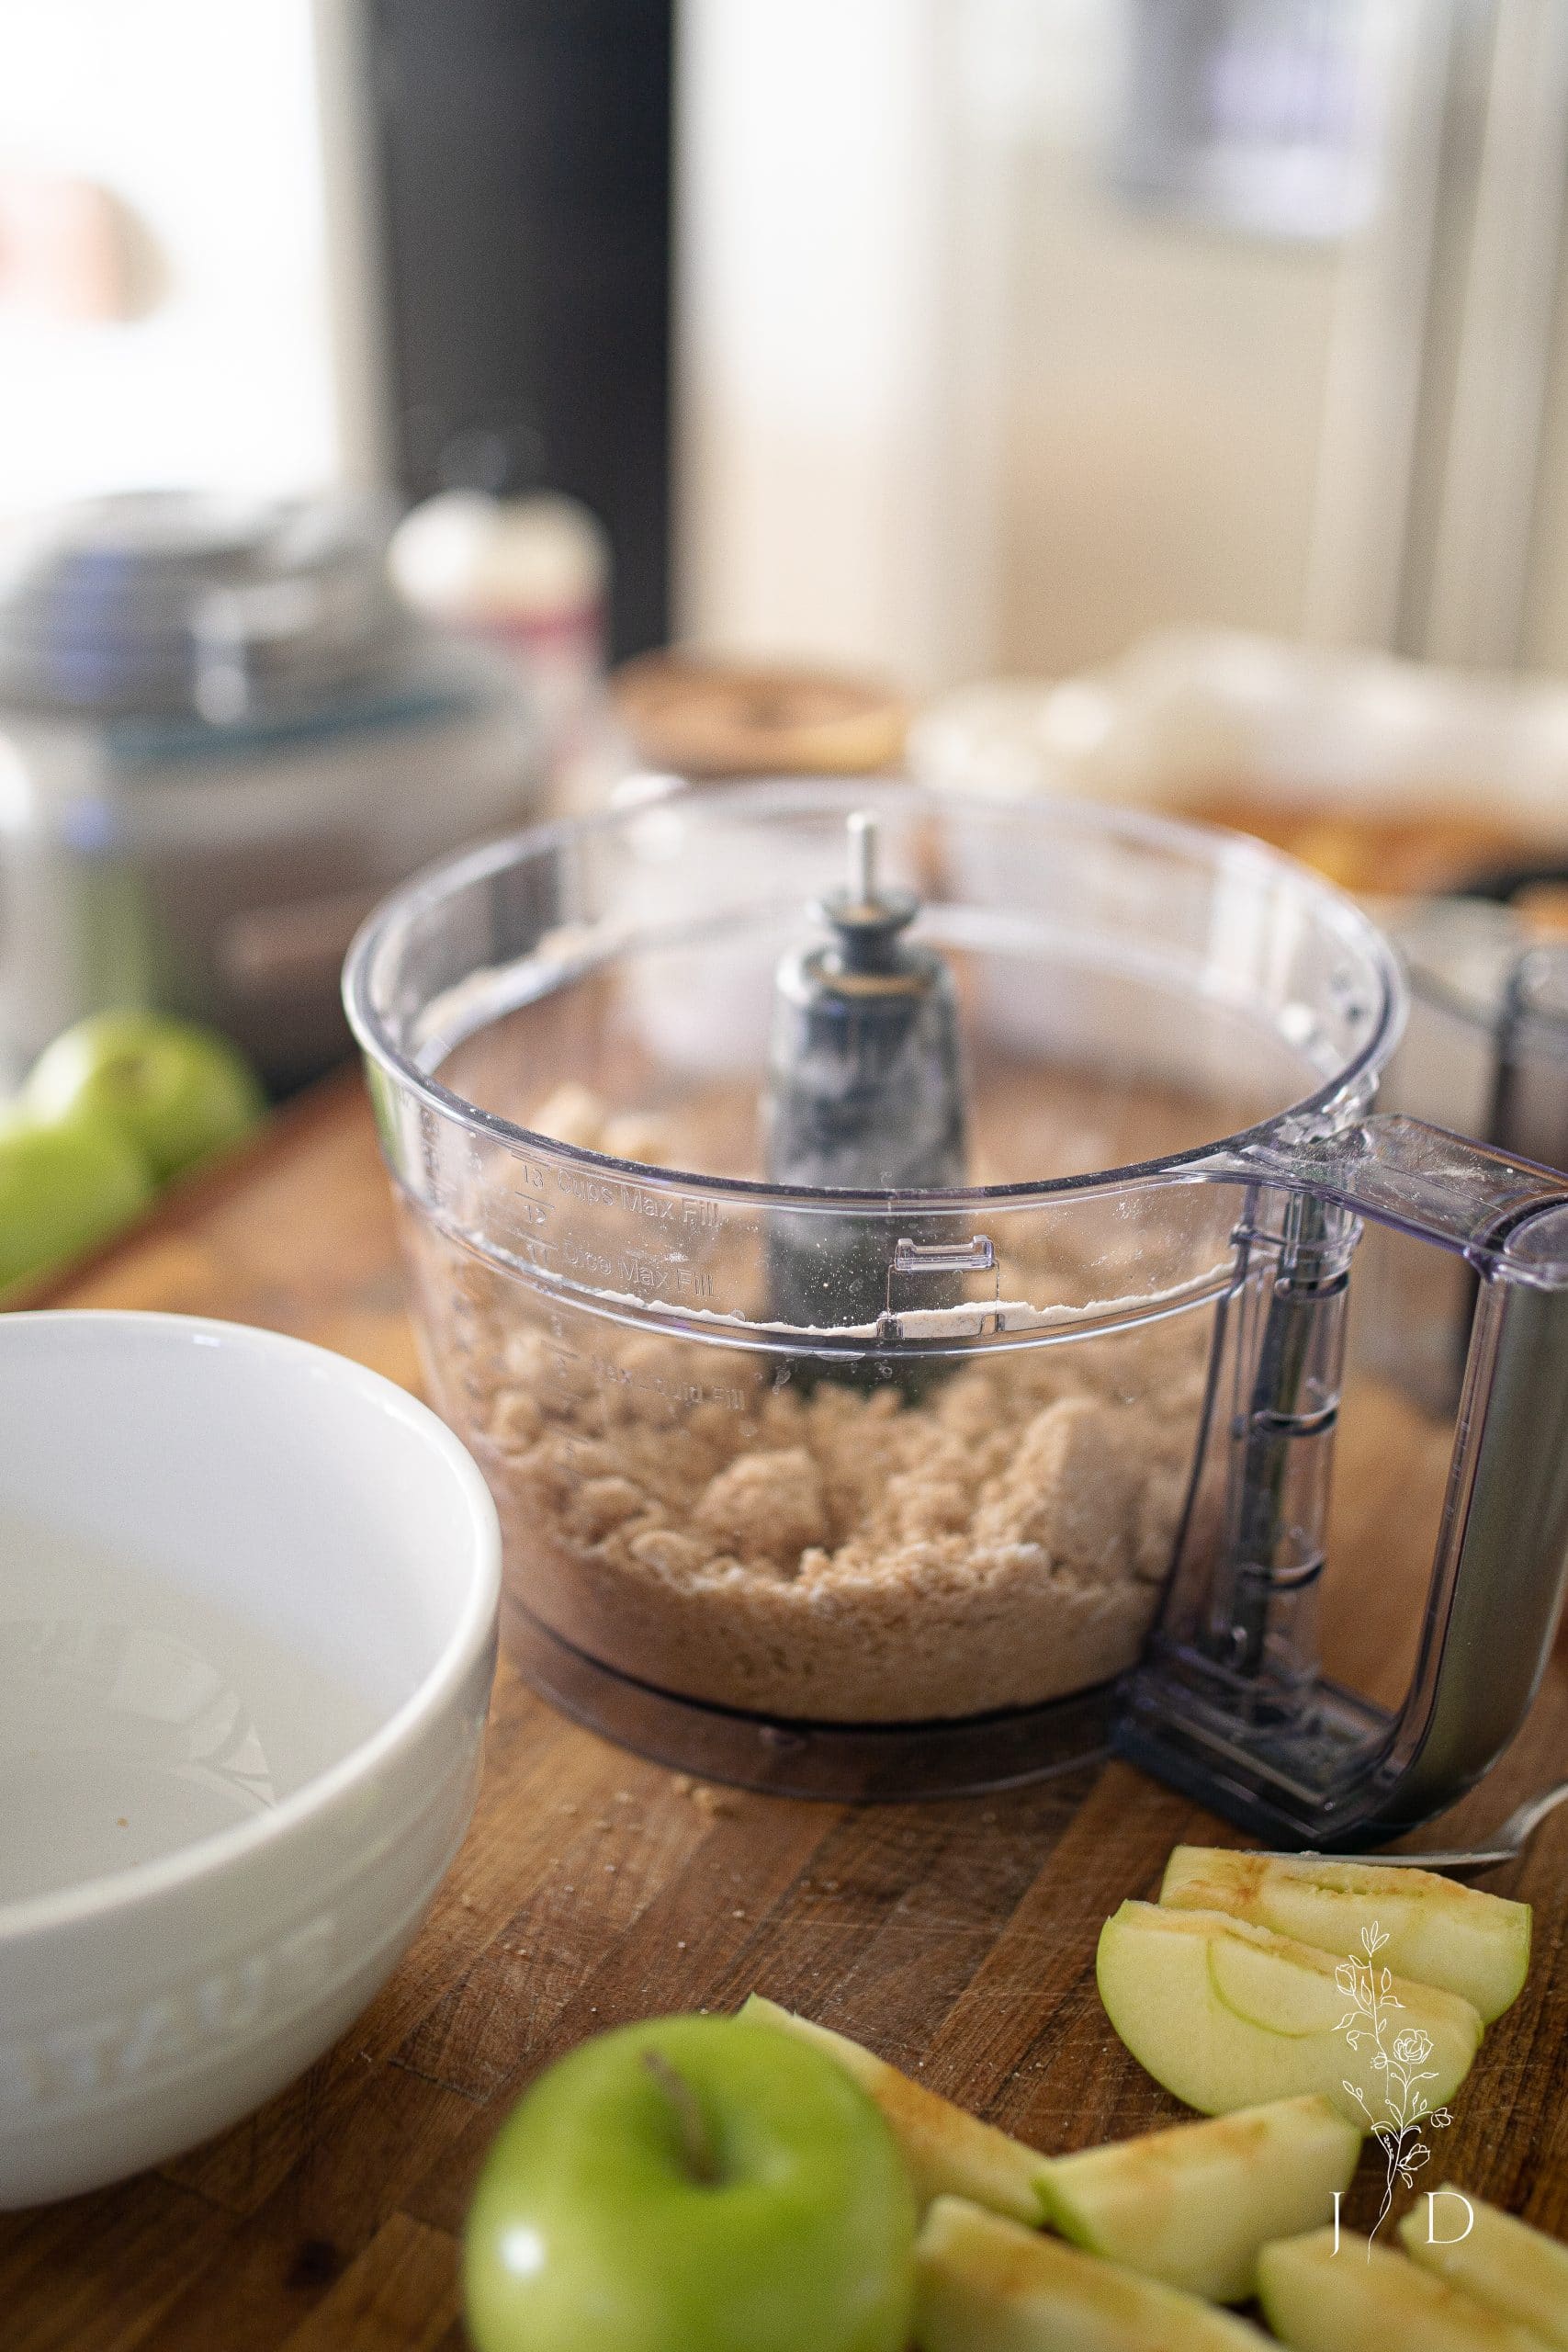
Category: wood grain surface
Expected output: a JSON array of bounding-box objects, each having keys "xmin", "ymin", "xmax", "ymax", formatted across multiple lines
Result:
[{"xmin": 6, "ymin": 1072, "xmax": 1567, "ymax": 2348}]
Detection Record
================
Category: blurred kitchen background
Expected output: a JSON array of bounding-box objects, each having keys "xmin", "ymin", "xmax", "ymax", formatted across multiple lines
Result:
[{"xmin": 6, "ymin": 0, "xmax": 1568, "ymax": 1149}]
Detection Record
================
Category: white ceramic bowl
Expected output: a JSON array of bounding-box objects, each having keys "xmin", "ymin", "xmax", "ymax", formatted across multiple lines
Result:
[{"xmin": 0, "ymin": 1312, "xmax": 500, "ymax": 2208}]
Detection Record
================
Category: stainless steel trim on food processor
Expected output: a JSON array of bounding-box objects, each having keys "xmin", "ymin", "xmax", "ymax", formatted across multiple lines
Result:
[{"xmin": 344, "ymin": 780, "xmax": 1568, "ymax": 1826}]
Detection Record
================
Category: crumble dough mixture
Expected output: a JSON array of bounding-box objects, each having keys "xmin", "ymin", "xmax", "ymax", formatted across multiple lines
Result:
[{"xmin": 409, "ymin": 1084, "xmax": 1213, "ymax": 1723}]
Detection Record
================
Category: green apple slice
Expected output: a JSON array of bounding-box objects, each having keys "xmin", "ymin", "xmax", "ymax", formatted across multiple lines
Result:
[
  {"xmin": 1161, "ymin": 1847, "xmax": 1530, "ymax": 2024},
  {"xmin": 742, "ymin": 1996, "xmax": 1047, "ymax": 2224},
  {"xmin": 914, "ymin": 2194, "xmax": 1272, "ymax": 2350},
  {"xmin": 1042, "ymin": 2093, "xmax": 1359, "ymax": 2303},
  {"xmin": 1097, "ymin": 1901, "xmax": 1483, "ymax": 2120},
  {"xmin": 1399, "ymin": 2187, "xmax": 1568, "ymax": 2348},
  {"xmin": 1258, "ymin": 2227, "xmax": 1556, "ymax": 2351}
]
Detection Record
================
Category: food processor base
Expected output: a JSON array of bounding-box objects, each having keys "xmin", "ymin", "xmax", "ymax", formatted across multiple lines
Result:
[{"xmin": 506, "ymin": 1604, "xmax": 1113, "ymax": 1802}]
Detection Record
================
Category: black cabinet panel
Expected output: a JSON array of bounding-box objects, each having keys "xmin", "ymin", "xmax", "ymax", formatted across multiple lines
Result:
[{"xmin": 367, "ymin": 0, "xmax": 672, "ymax": 657}]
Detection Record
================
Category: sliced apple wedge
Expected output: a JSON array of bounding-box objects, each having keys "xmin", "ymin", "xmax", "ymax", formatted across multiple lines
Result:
[
  {"xmin": 741, "ymin": 1995, "xmax": 1048, "ymax": 2223},
  {"xmin": 1400, "ymin": 2187, "xmax": 1568, "ymax": 2348},
  {"xmin": 1041, "ymin": 2092, "xmax": 1359, "ymax": 2303},
  {"xmin": 1258, "ymin": 2227, "xmax": 1555, "ymax": 2351},
  {"xmin": 914, "ymin": 2194, "xmax": 1272, "ymax": 2350},
  {"xmin": 1097, "ymin": 1901, "xmax": 1483, "ymax": 2120},
  {"xmin": 1161, "ymin": 1847, "xmax": 1530, "ymax": 2024}
]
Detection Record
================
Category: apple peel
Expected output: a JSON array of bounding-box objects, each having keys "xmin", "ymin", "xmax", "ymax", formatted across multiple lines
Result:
[
  {"xmin": 741, "ymin": 1995, "xmax": 1049, "ymax": 2224},
  {"xmin": 1096, "ymin": 1900, "xmax": 1482, "ymax": 2121},
  {"xmin": 1042, "ymin": 2092, "xmax": 1360, "ymax": 2303},
  {"xmin": 1258, "ymin": 2226, "xmax": 1556, "ymax": 2352},
  {"xmin": 916, "ymin": 2194, "xmax": 1273, "ymax": 2350},
  {"xmin": 1399, "ymin": 2187, "xmax": 1568, "ymax": 2348},
  {"xmin": 1161, "ymin": 1846, "xmax": 1530, "ymax": 2026}
]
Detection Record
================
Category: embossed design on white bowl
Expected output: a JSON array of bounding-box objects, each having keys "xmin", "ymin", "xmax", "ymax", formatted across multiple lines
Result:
[{"xmin": 0, "ymin": 1313, "xmax": 500, "ymax": 2209}]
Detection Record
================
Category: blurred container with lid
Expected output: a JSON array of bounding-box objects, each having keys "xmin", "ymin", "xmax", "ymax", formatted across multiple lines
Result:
[
  {"xmin": 911, "ymin": 629, "xmax": 1568, "ymax": 888},
  {"xmin": 912, "ymin": 628, "xmax": 1568, "ymax": 1408},
  {"xmin": 0, "ymin": 489, "xmax": 545, "ymax": 1092},
  {"xmin": 911, "ymin": 628, "xmax": 1568, "ymax": 1151}
]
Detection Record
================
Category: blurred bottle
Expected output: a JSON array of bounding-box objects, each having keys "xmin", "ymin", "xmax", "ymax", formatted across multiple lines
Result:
[{"xmin": 390, "ymin": 491, "xmax": 612, "ymax": 808}]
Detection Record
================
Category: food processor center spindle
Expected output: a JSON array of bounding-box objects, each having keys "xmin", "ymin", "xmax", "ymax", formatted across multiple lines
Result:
[{"xmin": 762, "ymin": 811, "xmax": 969, "ymax": 1363}]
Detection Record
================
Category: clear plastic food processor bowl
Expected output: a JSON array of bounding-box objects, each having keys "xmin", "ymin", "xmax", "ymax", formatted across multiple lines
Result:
[{"xmin": 345, "ymin": 781, "xmax": 1568, "ymax": 1838}]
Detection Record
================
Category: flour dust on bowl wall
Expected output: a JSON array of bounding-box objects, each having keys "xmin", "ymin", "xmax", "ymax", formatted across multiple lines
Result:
[{"xmin": 345, "ymin": 782, "xmax": 1568, "ymax": 1832}]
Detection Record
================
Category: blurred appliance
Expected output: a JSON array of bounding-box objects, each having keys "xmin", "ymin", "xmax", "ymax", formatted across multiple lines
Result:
[
  {"xmin": 1392, "ymin": 901, "xmax": 1568, "ymax": 1171},
  {"xmin": 0, "ymin": 492, "xmax": 543, "ymax": 1091}
]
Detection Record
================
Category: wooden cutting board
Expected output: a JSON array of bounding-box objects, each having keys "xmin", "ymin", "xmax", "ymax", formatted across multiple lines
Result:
[{"xmin": 5, "ymin": 1072, "xmax": 1567, "ymax": 2350}]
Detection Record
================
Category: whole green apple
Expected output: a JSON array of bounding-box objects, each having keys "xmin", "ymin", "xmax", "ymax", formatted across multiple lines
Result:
[
  {"xmin": 0, "ymin": 1105, "xmax": 154, "ymax": 1290},
  {"xmin": 464, "ymin": 2013, "xmax": 917, "ymax": 2352},
  {"xmin": 26, "ymin": 1011, "xmax": 265, "ymax": 1184}
]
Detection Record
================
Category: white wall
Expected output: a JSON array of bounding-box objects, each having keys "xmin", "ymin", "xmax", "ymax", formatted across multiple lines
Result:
[
  {"xmin": 997, "ymin": 135, "xmax": 1341, "ymax": 674},
  {"xmin": 675, "ymin": 0, "xmax": 1361, "ymax": 690},
  {"xmin": 0, "ymin": 0, "xmax": 374, "ymax": 515},
  {"xmin": 675, "ymin": 0, "xmax": 980, "ymax": 690}
]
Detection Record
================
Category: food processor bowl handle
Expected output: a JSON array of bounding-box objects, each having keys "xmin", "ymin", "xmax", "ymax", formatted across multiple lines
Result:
[{"xmin": 1116, "ymin": 1114, "xmax": 1568, "ymax": 1849}]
